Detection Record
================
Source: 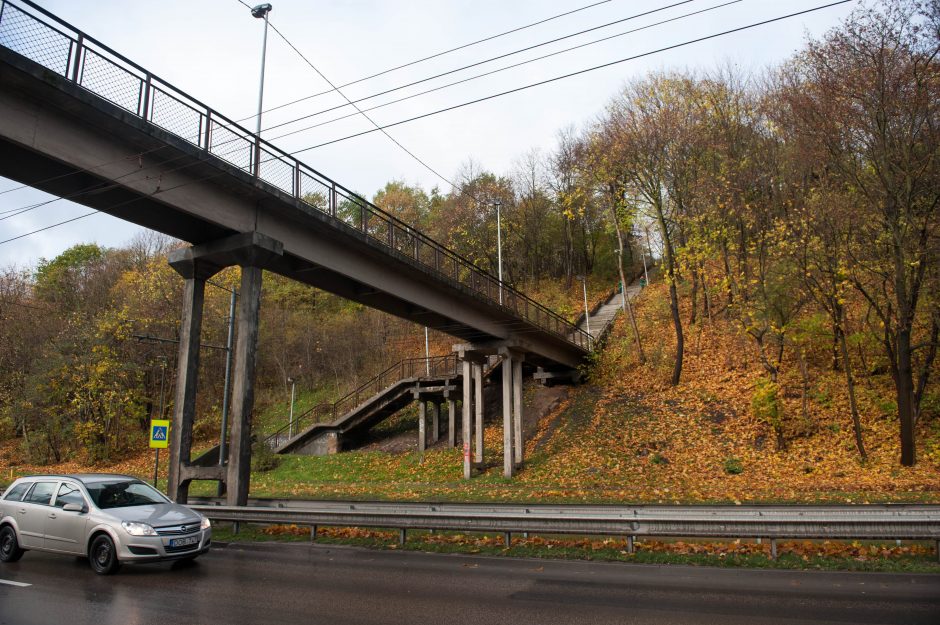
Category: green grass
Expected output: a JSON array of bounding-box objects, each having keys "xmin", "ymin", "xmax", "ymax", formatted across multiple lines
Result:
[{"xmin": 210, "ymin": 523, "xmax": 940, "ymax": 574}]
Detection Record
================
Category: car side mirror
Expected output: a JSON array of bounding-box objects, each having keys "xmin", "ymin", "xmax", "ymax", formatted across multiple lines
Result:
[{"xmin": 63, "ymin": 502, "xmax": 86, "ymax": 513}]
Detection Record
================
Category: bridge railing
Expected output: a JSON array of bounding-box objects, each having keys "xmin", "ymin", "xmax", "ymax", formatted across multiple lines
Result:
[
  {"xmin": 263, "ymin": 355, "xmax": 459, "ymax": 448},
  {"xmin": 0, "ymin": 0, "xmax": 593, "ymax": 353}
]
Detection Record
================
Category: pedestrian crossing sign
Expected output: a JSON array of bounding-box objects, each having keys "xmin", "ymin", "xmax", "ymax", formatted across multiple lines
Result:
[{"xmin": 150, "ymin": 420, "xmax": 170, "ymax": 449}]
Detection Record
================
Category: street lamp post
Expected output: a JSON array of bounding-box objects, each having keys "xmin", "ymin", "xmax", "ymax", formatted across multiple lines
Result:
[
  {"xmin": 494, "ymin": 199, "xmax": 503, "ymax": 304},
  {"xmin": 577, "ymin": 275, "xmax": 591, "ymax": 338},
  {"xmin": 250, "ymin": 3, "xmax": 272, "ymax": 175},
  {"xmin": 424, "ymin": 326, "xmax": 430, "ymax": 376},
  {"xmin": 287, "ymin": 376, "xmax": 296, "ymax": 439}
]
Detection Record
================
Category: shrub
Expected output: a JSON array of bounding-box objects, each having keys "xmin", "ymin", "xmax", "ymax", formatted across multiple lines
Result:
[{"xmin": 723, "ymin": 458, "xmax": 744, "ymax": 475}]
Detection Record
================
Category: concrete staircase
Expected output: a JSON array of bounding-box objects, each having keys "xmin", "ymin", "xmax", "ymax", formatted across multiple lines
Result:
[{"xmin": 193, "ymin": 283, "xmax": 633, "ymax": 463}]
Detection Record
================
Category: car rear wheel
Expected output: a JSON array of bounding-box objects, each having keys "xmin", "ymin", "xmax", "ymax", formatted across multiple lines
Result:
[
  {"xmin": 0, "ymin": 526, "xmax": 24, "ymax": 562},
  {"xmin": 89, "ymin": 535, "xmax": 120, "ymax": 575}
]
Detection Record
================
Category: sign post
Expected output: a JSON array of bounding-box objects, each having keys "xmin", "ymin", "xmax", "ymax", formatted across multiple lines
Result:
[{"xmin": 149, "ymin": 419, "xmax": 170, "ymax": 488}]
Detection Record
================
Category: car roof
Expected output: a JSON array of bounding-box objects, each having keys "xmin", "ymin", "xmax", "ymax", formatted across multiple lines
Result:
[{"xmin": 15, "ymin": 473, "xmax": 141, "ymax": 485}]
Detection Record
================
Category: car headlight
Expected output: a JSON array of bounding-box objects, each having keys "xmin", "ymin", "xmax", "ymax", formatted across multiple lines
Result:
[
  {"xmin": 200, "ymin": 516, "xmax": 211, "ymax": 530},
  {"xmin": 121, "ymin": 521, "xmax": 157, "ymax": 536}
]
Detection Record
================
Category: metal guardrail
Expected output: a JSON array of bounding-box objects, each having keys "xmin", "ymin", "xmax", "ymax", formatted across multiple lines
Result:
[
  {"xmin": 0, "ymin": 0, "xmax": 593, "ymax": 353},
  {"xmin": 263, "ymin": 355, "xmax": 459, "ymax": 446},
  {"xmin": 189, "ymin": 500, "xmax": 940, "ymax": 551}
]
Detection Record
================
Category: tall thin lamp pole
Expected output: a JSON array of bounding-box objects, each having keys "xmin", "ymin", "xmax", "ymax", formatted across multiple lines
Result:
[
  {"xmin": 494, "ymin": 199, "xmax": 503, "ymax": 305},
  {"xmin": 579, "ymin": 275, "xmax": 591, "ymax": 338},
  {"xmin": 287, "ymin": 377, "xmax": 296, "ymax": 439},
  {"xmin": 251, "ymin": 3, "xmax": 273, "ymax": 177},
  {"xmin": 424, "ymin": 326, "xmax": 430, "ymax": 375}
]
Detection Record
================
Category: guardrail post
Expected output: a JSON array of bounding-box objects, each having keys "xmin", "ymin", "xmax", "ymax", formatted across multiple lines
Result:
[
  {"xmin": 770, "ymin": 538, "xmax": 778, "ymax": 560},
  {"xmin": 504, "ymin": 532, "xmax": 511, "ymax": 548},
  {"xmin": 627, "ymin": 536, "xmax": 635, "ymax": 553},
  {"xmin": 310, "ymin": 525, "xmax": 317, "ymax": 541},
  {"xmin": 399, "ymin": 528, "xmax": 407, "ymax": 546}
]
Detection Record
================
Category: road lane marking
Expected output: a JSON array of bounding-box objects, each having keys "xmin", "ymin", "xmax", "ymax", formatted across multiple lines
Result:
[{"xmin": 0, "ymin": 578, "xmax": 31, "ymax": 587}]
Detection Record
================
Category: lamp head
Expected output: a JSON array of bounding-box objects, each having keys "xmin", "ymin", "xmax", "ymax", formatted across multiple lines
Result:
[{"xmin": 251, "ymin": 3, "xmax": 272, "ymax": 18}]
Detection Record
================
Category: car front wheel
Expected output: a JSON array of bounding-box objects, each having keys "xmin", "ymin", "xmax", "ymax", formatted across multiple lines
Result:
[
  {"xmin": 89, "ymin": 535, "xmax": 120, "ymax": 575},
  {"xmin": 0, "ymin": 526, "xmax": 24, "ymax": 562}
]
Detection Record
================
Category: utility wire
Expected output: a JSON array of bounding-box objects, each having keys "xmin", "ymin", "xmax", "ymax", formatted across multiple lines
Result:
[
  {"xmin": 252, "ymin": 0, "xmax": 700, "ymax": 137},
  {"xmin": 264, "ymin": 17, "xmax": 459, "ymax": 192},
  {"xmin": 235, "ymin": 0, "xmax": 620, "ymax": 123},
  {"xmin": 291, "ymin": 0, "xmax": 855, "ymax": 153},
  {"xmin": 264, "ymin": 0, "xmax": 744, "ymax": 143}
]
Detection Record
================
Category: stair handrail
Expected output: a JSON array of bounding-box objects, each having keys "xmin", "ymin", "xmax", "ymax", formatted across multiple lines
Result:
[{"xmin": 263, "ymin": 354, "xmax": 458, "ymax": 446}]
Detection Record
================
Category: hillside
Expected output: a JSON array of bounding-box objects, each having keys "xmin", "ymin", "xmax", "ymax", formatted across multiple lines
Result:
[{"xmin": 4, "ymin": 281, "xmax": 936, "ymax": 504}]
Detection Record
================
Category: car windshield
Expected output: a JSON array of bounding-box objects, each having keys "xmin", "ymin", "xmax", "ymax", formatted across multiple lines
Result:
[{"xmin": 85, "ymin": 480, "xmax": 169, "ymax": 509}]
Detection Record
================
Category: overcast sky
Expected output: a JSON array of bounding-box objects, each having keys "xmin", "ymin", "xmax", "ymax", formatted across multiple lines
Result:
[{"xmin": 0, "ymin": 0, "xmax": 857, "ymax": 267}]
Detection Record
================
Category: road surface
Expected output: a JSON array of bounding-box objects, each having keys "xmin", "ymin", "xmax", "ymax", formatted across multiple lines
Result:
[{"xmin": 1, "ymin": 541, "xmax": 937, "ymax": 624}]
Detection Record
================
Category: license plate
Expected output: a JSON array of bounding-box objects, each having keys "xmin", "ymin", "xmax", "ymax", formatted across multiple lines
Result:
[{"xmin": 169, "ymin": 536, "xmax": 199, "ymax": 548}]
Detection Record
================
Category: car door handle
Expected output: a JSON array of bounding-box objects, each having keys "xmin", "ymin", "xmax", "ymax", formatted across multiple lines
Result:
[
  {"xmin": 17, "ymin": 508, "xmax": 26, "ymax": 514},
  {"xmin": 48, "ymin": 513, "xmax": 57, "ymax": 519}
]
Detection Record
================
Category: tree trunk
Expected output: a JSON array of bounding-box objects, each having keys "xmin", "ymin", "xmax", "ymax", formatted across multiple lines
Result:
[
  {"xmin": 798, "ymin": 350, "xmax": 809, "ymax": 425},
  {"xmin": 689, "ymin": 267, "xmax": 699, "ymax": 326},
  {"xmin": 836, "ymin": 320, "xmax": 866, "ymax": 460},
  {"xmin": 654, "ymin": 203, "xmax": 683, "ymax": 385},
  {"xmin": 897, "ymin": 325, "xmax": 916, "ymax": 466},
  {"xmin": 610, "ymin": 203, "xmax": 645, "ymax": 363}
]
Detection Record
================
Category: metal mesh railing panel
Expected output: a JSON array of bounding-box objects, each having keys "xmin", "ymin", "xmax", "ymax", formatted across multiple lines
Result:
[
  {"xmin": 209, "ymin": 119, "xmax": 252, "ymax": 171},
  {"xmin": 79, "ymin": 48, "xmax": 141, "ymax": 113},
  {"xmin": 299, "ymin": 171, "xmax": 331, "ymax": 214},
  {"xmin": 0, "ymin": 4, "xmax": 70, "ymax": 75},
  {"xmin": 150, "ymin": 87, "xmax": 202, "ymax": 145},
  {"xmin": 259, "ymin": 147, "xmax": 294, "ymax": 194}
]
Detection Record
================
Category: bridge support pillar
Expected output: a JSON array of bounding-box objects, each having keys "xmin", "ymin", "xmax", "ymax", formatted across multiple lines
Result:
[
  {"xmin": 498, "ymin": 347, "xmax": 526, "ymax": 477},
  {"xmin": 226, "ymin": 264, "xmax": 264, "ymax": 506},
  {"xmin": 458, "ymin": 353, "xmax": 486, "ymax": 479},
  {"xmin": 166, "ymin": 260, "xmax": 221, "ymax": 503},
  {"xmin": 165, "ymin": 232, "xmax": 283, "ymax": 506},
  {"xmin": 447, "ymin": 397, "xmax": 456, "ymax": 448},
  {"xmin": 512, "ymin": 354, "xmax": 525, "ymax": 467},
  {"xmin": 461, "ymin": 361, "xmax": 472, "ymax": 479},
  {"xmin": 431, "ymin": 402, "xmax": 440, "ymax": 444},
  {"xmin": 501, "ymin": 354, "xmax": 515, "ymax": 478},
  {"xmin": 473, "ymin": 362, "xmax": 484, "ymax": 465},
  {"xmin": 418, "ymin": 401, "xmax": 427, "ymax": 452}
]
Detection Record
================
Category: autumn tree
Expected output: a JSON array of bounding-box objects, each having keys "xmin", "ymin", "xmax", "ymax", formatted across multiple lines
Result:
[{"xmin": 781, "ymin": 0, "xmax": 940, "ymax": 465}]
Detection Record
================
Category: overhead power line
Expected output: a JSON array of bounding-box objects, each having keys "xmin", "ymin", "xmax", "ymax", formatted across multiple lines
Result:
[
  {"xmin": 239, "ymin": 0, "xmax": 620, "ymax": 122},
  {"xmin": 290, "ymin": 0, "xmax": 855, "ymax": 154},
  {"xmin": 264, "ymin": 0, "xmax": 745, "ymax": 144},
  {"xmin": 264, "ymin": 18, "xmax": 459, "ymax": 193},
  {"xmin": 255, "ymin": 0, "xmax": 700, "ymax": 135}
]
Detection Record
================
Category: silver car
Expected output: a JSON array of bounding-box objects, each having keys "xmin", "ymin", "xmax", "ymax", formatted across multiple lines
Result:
[{"xmin": 0, "ymin": 473, "xmax": 210, "ymax": 574}]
